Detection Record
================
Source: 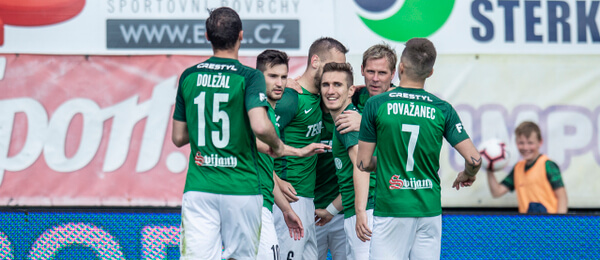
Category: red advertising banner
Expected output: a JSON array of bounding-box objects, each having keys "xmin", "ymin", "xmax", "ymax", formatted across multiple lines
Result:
[{"xmin": 0, "ymin": 54, "xmax": 307, "ymax": 206}]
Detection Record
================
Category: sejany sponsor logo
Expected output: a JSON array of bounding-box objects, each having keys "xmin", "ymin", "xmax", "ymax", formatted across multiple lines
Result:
[
  {"xmin": 194, "ymin": 152, "xmax": 237, "ymax": 168},
  {"xmin": 389, "ymin": 175, "xmax": 433, "ymax": 190}
]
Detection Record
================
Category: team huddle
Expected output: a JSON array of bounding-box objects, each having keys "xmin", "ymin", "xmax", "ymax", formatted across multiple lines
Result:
[{"xmin": 172, "ymin": 7, "xmax": 482, "ymax": 260}]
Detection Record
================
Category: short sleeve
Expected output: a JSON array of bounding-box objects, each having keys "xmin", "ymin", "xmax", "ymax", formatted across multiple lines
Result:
[
  {"xmin": 274, "ymin": 88, "xmax": 299, "ymax": 129},
  {"xmin": 173, "ymin": 73, "xmax": 188, "ymax": 122},
  {"xmin": 358, "ymin": 98, "xmax": 377, "ymax": 143},
  {"xmin": 546, "ymin": 160, "xmax": 564, "ymax": 189},
  {"xmin": 443, "ymin": 103, "xmax": 470, "ymax": 146},
  {"xmin": 500, "ymin": 168, "xmax": 516, "ymax": 191},
  {"xmin": 245, "ymin": 70, "xmax": 269, "ymax": 112},
  {"xmin": 335, "ymin": 130, "xmax": 359, "ymax": 150}
]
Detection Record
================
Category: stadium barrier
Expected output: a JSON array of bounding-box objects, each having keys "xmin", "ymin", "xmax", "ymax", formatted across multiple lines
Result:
[{"xmin": 1, "ymin": 207, "xmax": 598, "ymax": 259}]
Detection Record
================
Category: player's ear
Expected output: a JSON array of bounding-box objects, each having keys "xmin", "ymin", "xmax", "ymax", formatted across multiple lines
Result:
[
  {"xmin": 427, "ymin": 68, "xmax": 434, "ymax": 78},
  {"xmin": 360, "ymin": 64, "xmax": 365, "ymax": 76},
  {"xmin": 310, "ymin": 55, "xmax": 320, "ymax": 69},
  {"xmin": 238, "ymin": 30, "xmax": 244, "ymax": 42},
  {"xmin": 205, "ymin": 32, "xmax": 210, "ymax": 42},
  {"xmin": 348, "ymin": 84, "xmax": 356, "ymax": 97}
]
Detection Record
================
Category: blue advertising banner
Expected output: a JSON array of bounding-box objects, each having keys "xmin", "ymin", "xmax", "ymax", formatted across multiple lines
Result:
[{"xmin": 1, "ymin": 208, "xmax": 598, "ymax": 259}]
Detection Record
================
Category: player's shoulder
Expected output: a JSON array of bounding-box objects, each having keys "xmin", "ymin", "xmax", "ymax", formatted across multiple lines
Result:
[
  {"xmin": 275, "ymin": 89, "xmax": 299, "ymax": 112},
  {"xmin": 281, "ymin": 88, "xmax": 300, "ymax": 100}
]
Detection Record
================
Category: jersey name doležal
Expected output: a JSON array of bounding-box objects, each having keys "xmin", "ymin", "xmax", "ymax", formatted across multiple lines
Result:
[
  {"xmin": 173, "ymin": 56, "xmax": 268, "ymax": 196},
  {"xmin": 358, "ymin": 87, "xmax": 469, "ymax": 218}
]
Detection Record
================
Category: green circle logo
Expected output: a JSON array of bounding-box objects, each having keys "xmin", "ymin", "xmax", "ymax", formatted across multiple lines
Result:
[{"xmin": 355, "ymin": 0, "xmax": 455, "ymax": 42}]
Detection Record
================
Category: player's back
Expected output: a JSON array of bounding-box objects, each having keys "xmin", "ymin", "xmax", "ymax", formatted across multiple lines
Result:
[
  {"xmin": 360, "ymin": 87, "xmax": 469, "ymax": 217},
  {"xmin": 174, "ymin": 57, "xmax": 267, "ymax": 196}
]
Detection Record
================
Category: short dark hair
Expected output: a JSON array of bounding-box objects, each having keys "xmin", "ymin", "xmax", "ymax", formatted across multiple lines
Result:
[
  {"xmin": 515, "ymin": 121, "xmax": 542, "ymax": 141},
  {"xmin": 307, "ymin": 37, "xmax": 348, "ymax": 65},
  {"xmin": 322, "ymin": 62, "xmax": 354, "ymax": 87},
  {"xmin": 362, "ymin": 43, "xmax": 397, "ymax": 72},
  {"xmin": 256, "ymin": 49, "xmax": 289, "ymax": 72},
  {"xmin": 206, "ymin": 7, "xmax": 242, "ymax": 51},
  {"xmin": 401, "ymin": 38, "xmax": 437, "ymax": 80}
]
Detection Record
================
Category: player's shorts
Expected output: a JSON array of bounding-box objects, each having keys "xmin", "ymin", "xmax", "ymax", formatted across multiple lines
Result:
[
  {"xmin": 180, "ymin": 191, "xmax": 262, "ymax": 260},
  {"xmin": 343, "ymin": 209, "xmax": 373, "ymax": 260},
  {"xmin": 316, "ymin": 213, "xmax": 346, "ymax": 260},
  {"xmin": 258, "ymin": 207, "xmax": 280, "ymax": 260},
  {"xmin": 370, "ymin": 215, "xmax": 442, "ymax": 260},
  {"xmin": 273, "ymin": 196, "xmax": 317, "ymax": 260}
]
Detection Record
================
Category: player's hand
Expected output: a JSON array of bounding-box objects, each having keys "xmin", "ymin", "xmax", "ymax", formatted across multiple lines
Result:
[
  {"xmin": 452, "ymin": 171, "xmax": 476, "ymax": 190},
  {"xmin": 268, "ymin": 140, "xmax": 286, "ymax": 158},
  {"xmin": 314, "ymin": 208, "xmax": 334, "ymax": 226},
  {"xmin": 298, "ymin": 143, "xmax": 331, "ymax": 157},
  {"xmin": 282, "ymin": 209, "xmax": 304, "ymax": 240},
  {"xmin": 335, "ymin": 110, "xmax": 362, "ymax": 134},
  {"xmin": 278, "ymin": 179, "xmax": 299, "ymax": 202},
  {"xmin": 352, "ymin": 84, "xmax": 366, "ymax": 91},
  {"xmin": 355, "ymin": 210, "xmax": 372, "ymax": 242},
  {"xmin": 286, "ymin": 78, "xmax": 302, "ymax": 93}
]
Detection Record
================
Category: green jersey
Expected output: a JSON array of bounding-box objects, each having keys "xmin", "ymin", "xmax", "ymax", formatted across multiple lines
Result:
[
  {"xmin": 332, "ymin": 104, "xmax": 375, "ymax": 218},
  {"xmin": 274, "ymin": 87, "xmax": 323, "ymax": 198},
  {"xmin": 359, "ymin": 87, "xmax": 469, "ymax": 217},
  {"xmin": 173, "ymin": 57, "xmax": 268, "ymax": 195},
  {"xmin": 314, "ymin": 112, "xmax": 341, "ymax": 210},
  {"xmin": 257, "ymin": 107, "xmax": 279, "ymax": 211},
  {"xmin": 352, "ymin": 84, "xmax": 397, "ymax": 113}
]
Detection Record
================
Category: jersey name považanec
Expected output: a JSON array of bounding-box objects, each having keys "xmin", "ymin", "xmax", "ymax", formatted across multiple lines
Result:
[{"xmin": 359, "ymin": 87, "xmax": 469, "ymax": 217}]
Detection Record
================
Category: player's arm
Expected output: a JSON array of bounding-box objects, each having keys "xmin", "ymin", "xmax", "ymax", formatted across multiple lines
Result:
[
  {"xmin": 335, "ymin": 110, "xmax": 362, "ymax": 134},
  {"xmin": 248, "ymin": 107, "xmax": 285, "ymax": 157},
  {"xmin": 351, "ymin": 144, "xmax": 373, "ymax": 242},
  {"xmin": 171, "ymin": 81, "xmax": 189, "ymax": 147},
  {"xmin": 554, "ymin": 187, "xmax": 568, "ymax": 213},
  {"xmin": 274, "ymin": 173, "xmax": 299, "ymax": 202},
  {"xmin": 273, "ymin": 173, "xmax": 304, "ymax": 240},
  {"xmin": 356, "ymin": 141, "xmax": 377, "ymax": 172},
  {"xmin": 547, "ymin": 161, "xmax": 567, "ymax": 213},
  {"xmin": 172, "ymin": 119, "xmax": 189, "ymax": 147},
  {"xmin": 487, "ymin": 170, "xmax": 510, "ymax": 198},
  {"xmin": 315, "ymin": 194, "xmax": 342, "ymax": 226},
  {"xmin": 451, "ymin": 138, "xmax": 482, "ymax": 190}
]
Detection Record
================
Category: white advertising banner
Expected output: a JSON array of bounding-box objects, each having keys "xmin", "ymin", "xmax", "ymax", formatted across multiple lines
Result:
[{"xmin": 0, "ymin": 0, "xmax": 598, "ymax": 55}]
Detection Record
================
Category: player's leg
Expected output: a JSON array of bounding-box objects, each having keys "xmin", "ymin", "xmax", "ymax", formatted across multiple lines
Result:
[
  {"xmin": 273, "ymin": 199, "xmax": 305, "ymax": 260},
  {"xmin": 273, "ymin": 196, "xmax": 316, "ymax": 260},
  {"xmin": 220, "ymin": 194, "xmax": 262, "ymax": 260},
  {"xmin": 180, "ymin": 191, "xmax": 222, "ymax": 260},
  {"xmin": 370, "ymin": 216, "xmax": 417, "ymax": 260},
  {"xmin": 301, "ymin": 197, "xmax": 319, "ymax": 260},
  {"xmin": 258, "ymin": 207, "xmax": 281, "ymax": 260},
  {"xmin": 343, "ymin": 209, "xmax": 372, "ymax": 260},
  {"xmin": 315, "ymin": 219, "xmax": 331, "ymax": 260},
  {"xmin": 408, "ymin": 215, "xmax": 442, "ymax": 260},
  {"xmin": 326, "ymin": 214, "xmax": 347, "ymax": 260}
]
